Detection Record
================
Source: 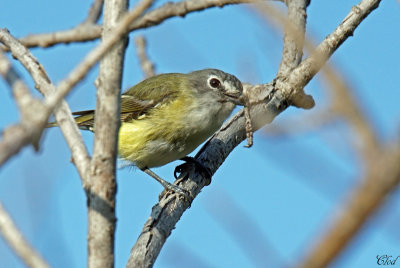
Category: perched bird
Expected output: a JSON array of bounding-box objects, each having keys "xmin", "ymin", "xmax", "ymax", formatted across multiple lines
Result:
[{"xmin": 48, "ymin": 69, "xmax": 244, "ymax": 195}]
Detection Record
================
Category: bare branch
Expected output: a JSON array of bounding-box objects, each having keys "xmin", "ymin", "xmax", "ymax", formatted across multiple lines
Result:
[
  {"xmin": 12, "ymin": 0, "xmax": 255, "ymax": 49},
  {"xmin": 277, "ymin": 0, "xmax": 308, "ymax": 76},
  {"xmin": 288, "ymin": 0, "xmax": 381, "ymax": 91},
  {"xmin": 2, "ymin": 6, "xmax": 158, "ymax": 265},
  {"xmin": 255, "ymin": 1, "xmax": 386, "ymax": 266},
  {"xmin": 0, "ymin": 52, "xmax": 41, "ymax": 111},
  {"xmin": 280, "ymin": 0, "xmax": 380, "ymax": 109},
  {"xmin": 0, "ymin": 29, "xmax": 91, "ymax": 183},
  {"xmin": 14, "ymin": 24, "xmax": 102, "ymax": 49},
  {"xmin": 243, "ymin": 104, "xmax": 254, "ymax": 147},
  {"xmin": 0, "ymin": 29, "xmax": 51, "ymax": 95},
  {"xmin": 81, "ymin": 0, "xmax": 104, "ymax": 25},
  {"xmin": 255, "ymin": 2, "xmax": 380, "ymax": 160},
  {"xmin": 0, "ymin": 202, "xmax": 50, "ymax": 268},
  {"xmin": 127, "ymin": 0, "xmax": 381, "ymax": 264},
  {"xmin": 2, "ymin": 0, "xmax": 157, "ymax": 170},
  {"xmin": 86, "ymin": 0, "xmax": 153, "ymax": 267},
  {"xmin": 0, "ymin": 50, "xmax": 49, "ymax": 165},
  {"xmin": 127, "ymin": 0, "xmax": 254, "ymax": 30},
  {"xmin": 275, "ymin": 0, "xmax": 310, "ymax": 108},
  {"xmin": 135, "ymin": 36, "xmax": 156, "ymax": 78},
  {"xmin": 254, "ymin": 2, "xmax": 314, "ymax": 109},
  {"xmin": 45, "ymin": 0, "xmax": 156, "ymax": 110}
]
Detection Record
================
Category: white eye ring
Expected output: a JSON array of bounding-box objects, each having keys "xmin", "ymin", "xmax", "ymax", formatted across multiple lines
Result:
[{"xmin": 208, "ymin": 76, "xmax": 221, "ymax": 88}]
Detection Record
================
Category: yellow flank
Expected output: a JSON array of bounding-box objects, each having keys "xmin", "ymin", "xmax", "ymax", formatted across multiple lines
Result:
[{"xmin": 118, "ymin": 89, "xmax": 193, "ymax": 168}]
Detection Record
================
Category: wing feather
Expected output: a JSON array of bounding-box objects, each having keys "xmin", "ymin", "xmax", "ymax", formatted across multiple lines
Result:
[{"xmin": 48, "ymin": 74, "xmax": 182, "ymax": 131}]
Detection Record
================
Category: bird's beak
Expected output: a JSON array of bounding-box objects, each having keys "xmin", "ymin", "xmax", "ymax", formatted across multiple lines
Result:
[{"xmin": 223, "ymin": 92, "xmax": 245, "ymax": 106}]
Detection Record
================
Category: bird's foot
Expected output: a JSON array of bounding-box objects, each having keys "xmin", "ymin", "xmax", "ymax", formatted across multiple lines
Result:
[
  {"xmin": 174, "ymin": 156, "xmax": 213, "ymax": 186},
  {"xmin": 141, "ymin": 167, "xmax": 192, "ymax": 202}
]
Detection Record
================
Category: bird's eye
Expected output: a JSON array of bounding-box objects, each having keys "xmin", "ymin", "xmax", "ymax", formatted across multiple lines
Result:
[{"xmin": 209, "ymin": 78, "xmax": 221, "ymax": 88}]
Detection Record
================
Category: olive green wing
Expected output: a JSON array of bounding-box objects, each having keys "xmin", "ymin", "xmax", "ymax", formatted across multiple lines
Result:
[
  {"xmin": 120, "ymin": 73, "xmax": 182, "ymax": 121},
  {"xmin": 47, "ymin": 74, "xmax": 181, "ymax": 131},
  {"xmin": 119, "ymin": 95, "xmax": 156, "ymax": 122},
  {"xmin": 122, "ymin": 74, "xmax": 182, "ymax": 99},
  {"xmin": 64, "ymin": 97, "xmax": 155, "ymax": 131}
]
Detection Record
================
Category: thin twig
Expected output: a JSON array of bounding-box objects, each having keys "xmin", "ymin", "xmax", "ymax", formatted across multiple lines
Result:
[
  {"xmin": 9, "ymin": 0, "xmax": 255, "ymax": 49},
  {"xmin": 257, "ymin": 1, "xmax": 385, "ymax": 266},
  {"xmin": 254, "ymin": 2, "xmax": 314, "ymax": 109},
  {"xmin": 244, "ymin": 0, "xmax": 309, "ymax": 145},
  {"xmin": 0, "ymin": 51, "xmax": 38, "ymax": 111},
  {"xmin": 0, "ymin": 49, "xmax": 50, "ymax": 163},
  {"xmin": 45, "ymin": 0, "xmax": 155, "ymax": 111},
  {"xmin": 0, "ymin": 29, "xmax": 91, "ymax": 183},
  {"xmin": 0, "ymin": 202, "xmax": 50, "ymax": 268},
  {"xmin": 243, "ymin": 104, "xmax": 254, "ymax": 147},
  {"xmin": 277, "ymin": 0, "xmax": 308, "ymax": 77},
  {"xmin": 256, "ymin": 3, "xmax": 380, "ymax": 161},
  {"xmin": 0, "ymin": 0, "xmax": 157, "ymax": 172},
  {"xmin": 135, "ymin": 36, "xmax": 155, "ymax": 78},
  {"xmin": 277, "ymin": 0, "xmax": 380, "ymax": 109},
  {"xmin": 1, "ymin": 0, "xmax": 156, "ymax": 174},
  {"xmin": 288, "ymin": 0, "xmax": 381, "ymax": 91},
  {"xmin": 81, "ymin": 0, "xmax": 104, "ymax": 25},
  {"xmin": 0, "ymin": 0, "xmax": 161, "ymax": 178}
]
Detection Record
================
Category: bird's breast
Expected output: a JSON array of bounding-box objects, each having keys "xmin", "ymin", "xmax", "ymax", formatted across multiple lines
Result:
[{"xmin": 118, "ymin": 96, "xmax": 235, "ymax": 168}]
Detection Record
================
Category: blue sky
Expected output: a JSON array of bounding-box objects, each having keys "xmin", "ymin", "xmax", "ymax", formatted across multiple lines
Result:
[{"xmin": 0, "ymin": 1, "xmax": 399, "ymax": 267}]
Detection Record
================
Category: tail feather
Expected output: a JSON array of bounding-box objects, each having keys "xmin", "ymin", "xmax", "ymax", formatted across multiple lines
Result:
[
  {"xmin": 46, "ymin": 122, "xmax": 59, "ymax": 128},
  {"xmin": 46, "ymin": 110, "xmax": 95, "ymax": 131}
]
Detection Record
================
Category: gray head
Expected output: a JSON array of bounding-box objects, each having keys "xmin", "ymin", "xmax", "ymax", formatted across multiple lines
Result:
[{"xmin": 187, "ymin": 69, "xmax": 244, "ymax": 106}]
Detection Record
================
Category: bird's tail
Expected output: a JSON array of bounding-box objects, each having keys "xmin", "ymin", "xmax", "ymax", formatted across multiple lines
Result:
[
  {"xmin": 46, "ymin": 109, "xmax": 95, "ymax": 131},
  {"xmin": 46, "ymin": 122, "xmax": 59, "ymax": 128}
]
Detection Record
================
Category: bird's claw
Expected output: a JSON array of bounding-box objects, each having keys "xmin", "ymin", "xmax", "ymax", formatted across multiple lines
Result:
[
  {"xmin": 174, "ymin": 157, "xmax": 212, "ymax": 186},
  {"xmin": 160, "ymin": 182, "xmax": 193, "ymax": 203}
]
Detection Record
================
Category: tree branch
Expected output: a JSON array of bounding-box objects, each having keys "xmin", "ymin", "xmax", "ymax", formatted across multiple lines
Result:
[
  {"xmin": 0, "ymin": 29, "xmax": 91, "ymax": 183},
  {"xmin": 0, "ymin": 0, "xmax": 159, "ymax": 179},
  {"xmin": 45, "ymin": 0, "xmax": 155, "ymax": 111},
  {"xmin": 255, "ymin": 1, "xmax": 380, "ymax": 161},
  {"xmin": 288, "ymin": 0, "xmax": 381, "ymax": 91},
  {"xmin": 275, "ymin": 0, "xmax": 311, "ymax": 108},
  {"xmin": 10, "ymin": 0, "xmax": 255, "ymax": 49},
  {"xmin": 0, "ymin": 202, "xmax": 50, "ymax": 268},
  {"xmin": 278, "ymin": 0, "xmax": 380, "ymax": 109},
  {"xmin": 277, "ymin": 0, "xmax": 308, "ymax": 76},
  {"xmin": 0, "ymin": 50, "xmax": 49, "ymax": 166},
  {"xmin": 86, "ymin": 0, "xmax": 153, "ymax": 267},
  {"xmin": 81, "ymin": 0, "xmax": 104, "ymax": 25},
  {"xmin": 135, "ymin": 36, "xmax": 156, "ymax": 78}
]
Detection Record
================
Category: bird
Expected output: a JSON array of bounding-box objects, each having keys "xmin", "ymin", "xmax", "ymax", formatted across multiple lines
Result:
[{"xmin": 48, "ymin": 69, "xmax": 244, "ymax": 196}]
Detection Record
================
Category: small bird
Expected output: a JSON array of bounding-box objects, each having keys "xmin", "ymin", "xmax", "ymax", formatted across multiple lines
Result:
[{"xmin": 48, "ymin": 69, "xmax": 244, "ymax": 195}]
